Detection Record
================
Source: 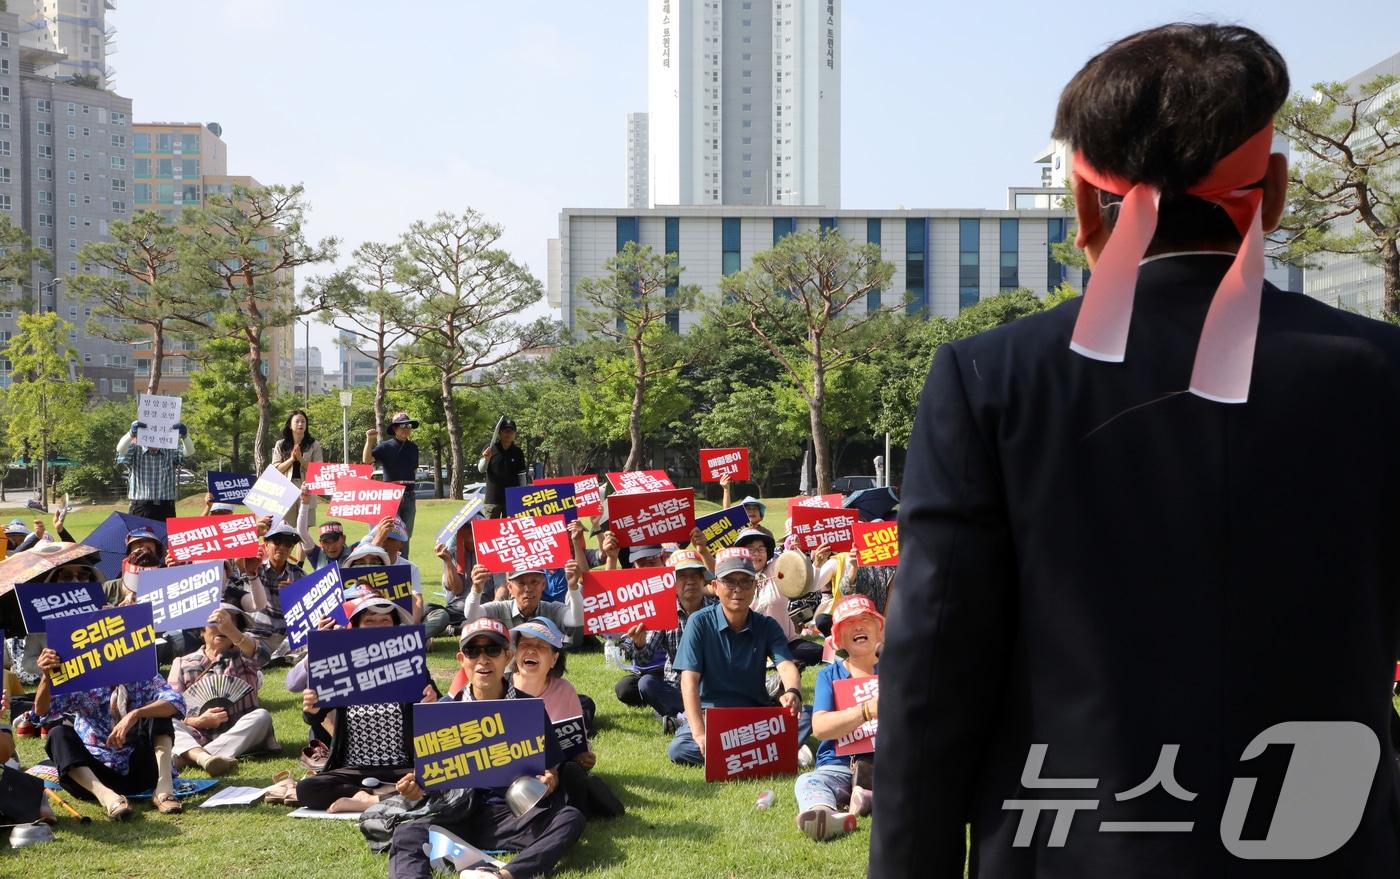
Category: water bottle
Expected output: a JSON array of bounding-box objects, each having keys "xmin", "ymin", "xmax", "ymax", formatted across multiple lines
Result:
[
  {"xmin": 754, "ymin": 789, "xmax": 775, "ymax": 810},
  {"xmin": 603, "ymin": 637, "xmax": 626, "ymax": 671}
]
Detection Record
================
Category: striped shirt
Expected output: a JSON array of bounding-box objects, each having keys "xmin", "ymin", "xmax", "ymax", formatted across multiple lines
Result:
[{"xmin": 120, "ymin": 444, "xmax": 185, "ymax": 501}]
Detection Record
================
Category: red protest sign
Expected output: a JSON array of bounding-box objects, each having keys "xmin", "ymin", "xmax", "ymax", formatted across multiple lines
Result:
[
  {"xmin": 471, "ymin": 515, "xmax": 571, "ymax": 573},
  {"xmin": 326, "ymin": 476, "xmax": 404, "ymax": 524},
  {"xmin": 852, "ymin": 521, "xmax": 899, "ymax": 567},
  {"xmin": 833, "ymin": 676, "xmax": 879, "ymax": 757},
  {"xmin": 605, "ymin": 488, "xmax": 694, "ymax": 547},
  {"xmin": 607, "ymin": 470, "xmax": 675, "ymax": 494},
  {"xmin": 704, "ymin": 706, "xmax": 798, "ymax": 783},
  {"xmin": 787, "ymin": 493, "xmax": 844, "ymax": 516},
  {"xmin": 789, "ymin": 505, "xmax": 857, "ymax": 552},
  {"xmin": 304, "ymin": 462, "xmax": 373, "ymax": 496},
  {"xmin": 534, "ymin": 475, "xmax": 603, "ymax": 519},
  {"xmin": 581, "ymin": 567, "xmax": 679, "ymax": 636},
  {"xmin": 165, "ymin": 515, "xmax": 260, "ymax": 563},
  {"xmin": 699, "ymin": 448, "xmax": 750, "ymax": 482}
]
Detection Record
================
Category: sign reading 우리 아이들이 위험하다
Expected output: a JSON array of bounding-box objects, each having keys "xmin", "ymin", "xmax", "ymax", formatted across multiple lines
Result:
[
  {"xmin": 704, "ymin": 706, "xmax": 798, "ymax": 783},
  {"xmin": 699, "ymin": 448, "xmax": 750, "ymax": 483},
  {"xmin": 606, "ymin": 470, "xmax": 675, "ymax": 494},
  {"xmin": 281, "ymin": 563, "xmax": 344, "ymax": 651},
  {"xmin": 471, "ymin": 515, "xmax": 571, "ymax": 574},
  {"xmin": 206, "ymin": 471, "xmax": 254, "ymax": 504},
  {"xmin": 307, "ymin": 624, "xmax": 428, "ymax": 708},
  {"xmin": 241, "ymin": 465, "xmax": 301, "ymax": 522},
  {"xmin": 581, "ymin": 567, "xmax": 679, "ymax": 636},
  {"xmin": 165, "ymin": 514, "xmax": 260, "ymax": 564},
  {"xmin": 330, "ymin": 565, "xmax": 415, "ymax": 626},
  {"xmin": 412, "ymin": 699, "xmax": 549, "ymax": 792},
  {"xmin": 135, "ymin": 393, "xmax": 182, "ymax": 449},
  {"xmin": 532, "ymin": 475, "xmax": 602, "ymax": 518},
  {"xmin": 604, "ymin": 488, "xmax": 695, "ymax": 547},
  {"xmin": 505, "ymin": 483, "xmax": 578, "ymax": 523},
  {"xmin": 327, "ymin": 476, "xmax": 404, "ymax": 525},
  {"xmin": 851, "ymin": 521, "xmax": 899, "ymax": 567},
  {"xmin": 833, "ymin": 676, "xmax": 879, "ymax": 757},
  {"xmin": 16, "ymin": 579, "xmax": 105, "ymax": 634},
  {"xmin": 46, "ymin": 604, "xmax": 158, "ymax": 696},
  {"xmin": 788, "ymin": 505, "xmax": 858, "ymax": 553},
  {"xmin": 695, "ymin": 505, "xmax": 748, "ymax": 551},
  {"xmin": 303, "ymin": 462, "xmax": 373, "ymax": 496},
  {"xmin": 133, "ymin": 561, "xmax": 224, "ymax": 630}
]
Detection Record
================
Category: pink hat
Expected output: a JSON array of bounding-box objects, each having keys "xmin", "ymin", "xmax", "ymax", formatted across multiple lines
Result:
[{"xmin": 832, "ymin": 594, "xmax": 885, "ymax": 645}]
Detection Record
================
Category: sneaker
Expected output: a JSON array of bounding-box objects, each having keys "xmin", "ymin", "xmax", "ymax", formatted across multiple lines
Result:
[
  {"xmin": 203, "ymin": 755, "xmax": 239, "ymax": 777},
  {"xmin": 797, "ymin": 745, "xmax": 814, "ymax": 770},
  {"xmin": 796, "ymin": 807, "xmax": 857, "ymax": 842},
  {"xmin": 12, "ymin": 716, "xmax": 39, "ymax": 738},
  {"xmin": 661, "ymin": 714, "xmax": 679, "ymax": 735},
  {"xmin": 848, "ymin": 785, "xmax": 873, "ymax": 817}
]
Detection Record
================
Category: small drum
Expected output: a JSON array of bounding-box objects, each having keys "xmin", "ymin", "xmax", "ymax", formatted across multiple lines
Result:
[{"xmin": 774, "ymin": 548, "xmax": 815, "ymax": 599}]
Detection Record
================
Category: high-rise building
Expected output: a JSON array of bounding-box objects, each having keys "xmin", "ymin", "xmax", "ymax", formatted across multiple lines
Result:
[
  {"xmin": 293, "ymin": 346, "xmax": 327, "ymax": 397},
  {"xmin": 131, "ymin": 121, "xmax": 228, "ymax": 219},
  {"xmin": 626, "ymin": 111, "xmax": 648, "ymax": 209},
  {"xmin": 339, "ymin": 329, "xmax": 390, "ymax": 389},
  {"xmin": 647, "ymin": 0, "xmax": 840, "ymax": 208},
  {"xmin": 15, "ymin": 0, "xmax": 114, "ymax": 87}
]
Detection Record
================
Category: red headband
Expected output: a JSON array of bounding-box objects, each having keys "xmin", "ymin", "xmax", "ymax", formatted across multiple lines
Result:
[{"xmin": 1071, "ymin": 125, "xmax": 1275, "ymax": 403}]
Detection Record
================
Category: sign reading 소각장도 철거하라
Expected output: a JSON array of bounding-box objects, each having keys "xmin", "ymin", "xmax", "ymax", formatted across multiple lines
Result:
[
  {"xmin": 532, "ymin": 475, "xmax": 603, "ymax": 519},
  {"xmin": 833, "ymin": 676, "xmax": 879, "ymax": 757},
  {"xmin": 505, "ymin": 482, "xmax": 578, "ymax": 523},
  {"xmin": 133, "ymin": 561, "xmax": 224, "ymax": 630},
  {"xmin": 699, "ymin": 448, "xmax": 750, "ymax": 483},
  {"xmin": 471, "ymin": 515, "xmax": 571, "ymax": 574},
  {"xmin": 604, "ymin": 488, "xmax": 695, "ymax": 548},
  {"xmin": 412, "ymin": 699, "xmax": 549, "ymax": 792},
  {"xmin": 281, "ymin": 563, "xmax": 344, "ymax": 651},
  {"xmin": 165, "ymin": 515, "xmax": 261, "ymax": 563},
  {"xmin": 46, "ymin": 604, "xmax": 159, "ymax": 696},
  {"xmin": 15, "ymin": 579, "xmax": 105, "ymax": 634},
  {"xmin": 704, "ymin": 706, "xmax": 798, "ymax": 783},
  {"xmin": 303, "ymin": 462, "xmax": 373, "ymax": 496},
  {"xmin": 307, "ymin": 624, "xmax": 428, "ymax": 708},
  {"xmin": 136, "ymin": 393, "xmax": 182, "ymax": 450},
  {"xmin": 788, "ymin": 505, "xmax": 858, "ymax": 553},
  {"xmin": 327, "ymin": 476, "xmax": 405, "ymax": 524},
  {"xmin": 206, "ymin": 471, "xmax": 254, "ymax": 504},
  {"xmin": 581, "ymin": 567, "xmax": 679, "ymax": 636}
]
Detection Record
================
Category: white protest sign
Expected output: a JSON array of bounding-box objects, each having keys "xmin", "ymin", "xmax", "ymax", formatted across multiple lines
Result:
[{"xmin": 136, "ymin": 393, "xmax": 182, "ymax": 449}]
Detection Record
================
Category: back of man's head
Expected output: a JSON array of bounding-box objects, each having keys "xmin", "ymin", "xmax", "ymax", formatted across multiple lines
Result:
[{"xmin": 1053, "ymin": 23, "xmax": 1289, "ymax": 247}]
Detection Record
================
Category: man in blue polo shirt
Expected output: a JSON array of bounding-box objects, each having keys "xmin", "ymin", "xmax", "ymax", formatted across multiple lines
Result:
[{"xmin": 668, "ymin": 546, "xmax": 809, "ymax": 766}]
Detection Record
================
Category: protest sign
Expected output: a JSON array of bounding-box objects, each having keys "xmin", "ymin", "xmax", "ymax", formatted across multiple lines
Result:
[
  {"xmin": 166, "ymin": 514, "xmax": 260, "ymax": 563},
  {"xmin": 327, "ymin": 476, "xmax": 405, "ymax": 524},
  {"xmin": 581, "ymin": 567, "xmax": 679, "ymax": 636},
  {"xmin": 789, "ymin": 505, "xmax": 858, "ymax": 552},
  {"xmin": 281, "ymin": 564, "xmax": 344, "ymax": 651},
  {"xmin": 304, "ymin": 462, "xmax": 373, "ymax": 496},
  {"xmin": 506, "ymin": 483, "xmax": 578, "ymax": 523},
  {"xmin": 134, "ymin": 561, "xmax": 224, "ymax": 630},
  {"xmin": 434, "ymin": 500, "xmax": 484, "ymax": 553},
  {"xmin": 412, "ymin": 699, "xmax": 549, "ymax": 792},
  {"xmin": 135, "ymin": 393, "xmax": 182, "ymax": 449},
  {"xmin": 16, "ymin": 579, "xmax": 104, "ymax": 634},
  {"xmin": 307, "ymin": 624, "xmax": 428, "ymax": 707},
  {"xmin": 605, "ymin": 488, "xmax": 695, "ymax": 547},
  {"xmin": 606, "ymin": 470, "xmax": 675, "ymax": 494},
  {"xmin": 695, "ymin": 505, "xmax": 748, "ymax": 551},
  {"xmin": 852, "ymin": 521, "xmax": 899, "ymax": 567},
  {"xmin": 700, "ymin": 448, "xmax": 750, "ymax": 482},
  {"xmin": 242, "ymin": 465, "xmax": 301, "ymax": 522},
  {"xmin": 47, "ymin": 604, "xmax": 158, "ymax": 696},
  {"xmin": 206, "ymin": 471, "xmax": 254, "ymax": 504},
  {"xmin": 471, "ymin": 515, "xmax": 571, "ymax": 573},
  {"xmin": 330, "ymin": 566, "xmax": 415, "ymax": 626},
  {"xmin": 550, "ymin": 715, "xmax": 590, "ymax": 762},
  {"xmin": 533, "ymin": 475, "xmax": 602, "ymax": 518},
  {"xmin": 704, "ymin": 706, "xmax": 798, "ymax": 783},
  {"xmin": 833, "ymin": 676, "xmax": 879, "ymax": 757},
  {"xmin": 787, "ymin": 493, "xmax": 845, "ymax": 516}
]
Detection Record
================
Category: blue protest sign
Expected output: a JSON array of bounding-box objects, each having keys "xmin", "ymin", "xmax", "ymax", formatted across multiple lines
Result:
[
  {"xmin": 506, "ymin": 483, "xmax": 578, "ymax": 523},
  {"xmin": 280, "ymin": 563, "xmax": 343, "ymax": 650},
  {"xmin": 133, "ymin": 561, "xmax": 224, "ymax": 631},
  {"xmin": 412, "ymin": 698, "xmax": 549, "ymax": 792},
  {"xmin": 308, "ymin": 624, "xmax": 427, "ymax": 708},
  {"xmin": 207, "ymin": 471, "xmax": 254, "ymax": 504},
  {"xmin": 434, "ymin": 500, "xmax": 484, "ymax": 551},
  {"xmin": 550, "ymin": 715, "xmax": 589, "ymax": 762},
  {"xmin": 696, "ymin": 504, "xmax": 749, "ymax": 550},
  {"xmin": 16, "ymin": 580, "xmax": 105, "ymax": 634},
  {"xmin": 330, "ymin": 565, "xmax": 415, "ymax": 626},
  {"xmin": 47, "ymin": 604, "xmax": 158, "ymax": 696},
  {"xmin": 242, "ymin": 464, "xmax": 301, "ymax": 522}
]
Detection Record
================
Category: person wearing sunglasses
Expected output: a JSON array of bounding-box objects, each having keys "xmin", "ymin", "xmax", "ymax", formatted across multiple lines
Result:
[{"xmin": 385, "ymin": 618, "xmax": 585, "ymax": 879}]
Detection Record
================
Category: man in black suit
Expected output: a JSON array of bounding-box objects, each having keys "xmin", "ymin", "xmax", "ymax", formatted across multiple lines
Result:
[{"xmin": 872, "ymin": 24, "xmax": 1400, "ymax": 879}]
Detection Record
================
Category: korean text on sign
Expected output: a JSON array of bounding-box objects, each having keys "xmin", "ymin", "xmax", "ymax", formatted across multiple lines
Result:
[
  {"xmin": 136, "ymin": 393, "xmax": 182, "ymax": 449},
  {"xmin": 242, "ymin": 465, "xmax": 301, "ymax": 521},
  {"xmin": 412, "ymin": 698, "xmax": 550, "ymax": 792},
  {"xmin": 789, "ymin": 505, "xmax": 858, "ymax": 552},
  {"xmin": 471, "ymin": 515, "xmax": 571, "ymax": 574},
  {"xmin": 505, "ymin": 483, "xmax": 578, "ymax": 523},
  {"xmin": 533, "ymin": 475, "xmax": 603, "ymax": 518},
  {"xmin": 304, "ymin": 462, "xmax": 373, "ymax": 496},
  {"xmin": 47, "ymin": 604, "xmax": 159, "ymax": 696},
  {"xmin": 699, "ymin": 448, "xmax": 750, "ymax": 483},
  {"xmin": 852, "ymin": 521, "xmax": 899, "ymax": 567},
  {"xmin": 695, "ymin": 505, "xmax": 748, "ymax": 551},
  {"xmin": 833, "ymin": 676, "xmax": 879, "ymax": 756},
  {"xmin": 281, "ymin": 564, "xmax": 345, "ymax": 651},
  {"xmin": 434, "ymin": 500, "xmax": 484, "ymax": 552},
  {"xmin": 165, "ymin": 514, "xmax": 260, "ymax": 563},
  {"xmin": 606, "ymin": 470, "xmax": 675, "ymax": 494},
  {"xmin": 307, "ymin": 625, "xmax": 428, "ymax": 707},
  {"xmin": 134, "ymin": 561, "xmax": 224, "ymax": 630},
  {"xmin": 206, "ymin": 471, "xmax": 253, "ymax": 504},
  {"xmin": 327, "ymin": 475, "xmax": 405, "ymax": 524},
  {"xmin": 704, "ymin": 706, "xmax": 798, "ymax": 783},
  {"xmin": 16, "ymin": 580, "xmax": 104, "ymax": 634},
  {"xmin": 604, "ymin": 488, "xmax": 695, "ymax": 547},
  {"xmin": 581, "ymin": 567, "xmax": 679, "ymax": 636}
]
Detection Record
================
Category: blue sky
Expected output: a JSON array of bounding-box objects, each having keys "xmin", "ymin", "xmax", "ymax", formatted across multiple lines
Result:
[{"xmin": 114, "ymin": 1, "xmax": 1398, "ymax": 357}]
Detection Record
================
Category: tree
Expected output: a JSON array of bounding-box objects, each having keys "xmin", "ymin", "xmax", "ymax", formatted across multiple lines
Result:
[
  {"xmin": 578, "ymin": 348, "xmax": 691, "ymax": 461},
  {"xmin": 1049, "ymin": 192, "xmax": 1090, "ymax": 272},
  {"xmin": 0, "ymin": 313, "xmax": 91, "ymax": 506},
  {"xmin": 393, "ymin": 210, "xmax": 556, "ymax": 499},
  {"xmin": 58, "ymin": 400, "xmax": 135, "ymax": 500},
  {"xmin": 1276, "ymin": 74, "xmax": 1400, "ymax": 316},
  {"xmin": 184, "ymin": 336, "xmax": 259, "ymax": 472},
  {"xmin": 312, "ymin": 241, "xmax": 412, "ymax": 434},
  {"xmin": 181, "ymin": 184, "xmax": 337, "ymax": 471},
  {"xmin": 70, "ymin": 212, "xmax": 214, "ymax": 396},
  {"xmin": 700, "ymin": 383, "xmax": 806, "ymax": 496},
  {"xmin": 0, "ymin": 216, "xmax": 53, "ymax": 311},
  {"xmin": 575, "ymin": 241, "xmax": 703, "ymax": 470},
  {"xmin": 718, "ymin": 228, "xmax": 897, "ymax": 495}
]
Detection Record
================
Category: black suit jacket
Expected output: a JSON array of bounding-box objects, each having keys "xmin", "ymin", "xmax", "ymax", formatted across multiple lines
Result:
[{"xmin": 871, "ymin": 255, "xmax": 1400, "ymax": 878}]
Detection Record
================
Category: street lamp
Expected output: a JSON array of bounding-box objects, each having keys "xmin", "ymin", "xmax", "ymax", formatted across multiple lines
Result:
[
  {"xmin": 21, "ymin": 278, "xmax": 63, "ymax": 314},
  {"xmin": 340, "ymin": 390, "xmax": 353, "ymax": 465},
  {"xmin": 298, "ymin": 318, "xmax": 311, "ymax": 404}
]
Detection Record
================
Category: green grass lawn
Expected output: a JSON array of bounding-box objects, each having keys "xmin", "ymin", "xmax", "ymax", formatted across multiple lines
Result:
[{"xmin": 10, "ymin": 496, "xmax": 871, "ymax": 878}]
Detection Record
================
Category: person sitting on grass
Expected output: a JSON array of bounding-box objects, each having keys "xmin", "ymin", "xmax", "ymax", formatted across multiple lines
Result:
[
  {"xmin": 238, "ymin": 520, "xmax": 305, "ymax": 657},
  {"xmin": 167, "ymin": 605, "xmax": 277, "ymax": 778},
  {"xmin": 738, "ymin": 527, "xmax": 824, "ymax": 669},
  {"xmin": 386, "ymin": 617, "xmax": 586, "ymax": 879},
  {"xmin": 35, "ymin": 647, "xmax": 186, "ymax": 819},
  {"xmin": 794, "ymin": 594, "xmax": 882, "ymax": 842},
  {"xmin": 295, "ymin": 487, "xmax": 350, "ymax": 571},
  {"xmin": 463, "ymin": 560, "xmax": 584, "ymax": 639},
  {"xmin": 102, "ymin": 526, "xmax": 166, "ymax": 606},
  {"xmin": 667, "ymin": 546, "xmax": 810, "ymax": 766},
  {"xmin": 296, "ymin": 593, "xmax": 436, "ymax": 812}
]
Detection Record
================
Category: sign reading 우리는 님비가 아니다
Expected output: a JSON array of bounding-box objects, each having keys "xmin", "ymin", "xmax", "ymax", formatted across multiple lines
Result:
[
  {"xmin": 327, "ymin": 476, "xmax": 405, "ymax": 525},
  {"xmin": 135, "ymin": 393, "xmax": 182, "ymax": 449},
  {"xmin": 133, "ymin": 561, "xmax": 224, "ymax": 630},
  {"xmin": 606, "ymin": 470, "xmax": 675, "ymax": 495},
  {"xmin": 852, "ymin": 521, "xmax": 899, "ymax": 567},
  {"xmin": 532, "ymin": 475, "xmax": 602, "ymax": 518},
  {"xmin": 46, "ymin": 603, "xmax": 159, "ymax": 696},
  {"xmin": 505, "ymin": 482, "xmax": 578, "ymax": 523},
  {"xmin": 581, "ymin": 566, "xmax": 679, "ymax": 636},
  {"xmin": 15, "ymin": 579, "xmax": 105, "ymax": 634},
  {"xmin": 699, "ymin": 448, "xmax": 750, "ymax": 483},
  {"xmin": 165, "ymin": 514, "xmax": 261, "ymax": 563},
  {"xmin": 788, "ymin": 505, "xmax": 858, "ymax": 552},
  {"xmin": 704, "ymin": 706, "xmax": 798, "ymax": 783},
  {"xmin": 330, "ymin": 565, "xmax": 415, "ymax": 626},
  {"xmin": 412, "ymin": 698, "xmax": 549, "ymax": 792},
  {"xmin": 280, "ymin": 563, "xmax": 345, "ymax": 651},
  {"xmin": 307, "ymin": 624, "xmax": 428, "ymax": 708},
  {"xmin": 206, "ymin": 471, "xmax": 254, "ymax": 504},
  {"xmin": 604, "ymin": 488, "xmax": 695, "ymax": 548},
  {"xmin": 471, "ymin": 515, "xmax": 571, "ymax": 574},
  {"xmin": 303, "ymin": 462, "xmax": 373, "ymax": 496},
  {"xmin": 833, "ymin": 675, "xmax": 879, "ymax": 756}
]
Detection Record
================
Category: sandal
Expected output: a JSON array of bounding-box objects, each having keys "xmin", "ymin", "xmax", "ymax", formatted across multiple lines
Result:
[
  {"xmin": 106, "ymin": 796, "xmax": 132, "ymax": 821},
  {"xmin": 263, "ymin": 770, "xmax": 299, "ymax": 806},
  {"xmin": 153, "ymin": 792, "xmax": 184, "ymax": 814}
]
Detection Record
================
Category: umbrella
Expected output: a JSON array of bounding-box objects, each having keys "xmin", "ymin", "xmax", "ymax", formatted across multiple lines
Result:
[
  {"xmin": 843, "ymin": 487, "xmax": 899, "ymax": 522},
  {"xmin": 83, "ymin": 512, "xmax": 168, "ymax": 581},
  {"xmin": 0, "ymin": 541, "xmax": 104, "ymax": 596}
]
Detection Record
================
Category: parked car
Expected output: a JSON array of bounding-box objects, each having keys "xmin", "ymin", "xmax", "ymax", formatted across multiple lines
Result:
[
  {"xmin": 413, "ymin": 480, "xmax": 438, "ymax": 499},
  {"xmin": 460, "ymin": 481, "xmax": 485, "ymax": 501},
  {"xmin": 831, "ymin": 475, "xmax": 878, "ymax": 495}
]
